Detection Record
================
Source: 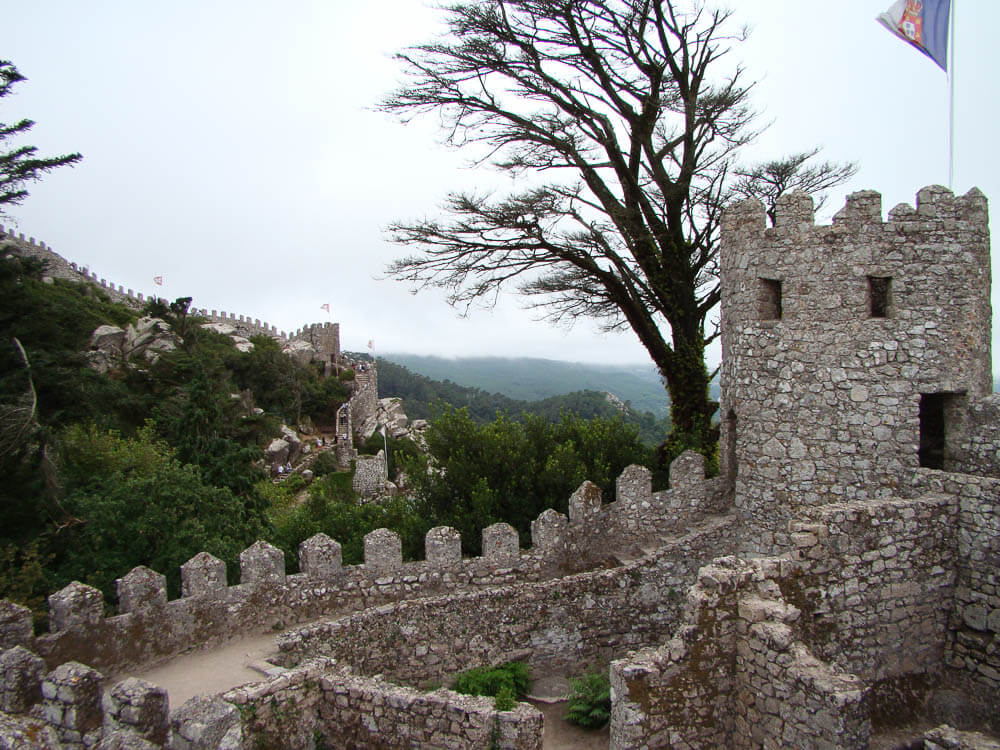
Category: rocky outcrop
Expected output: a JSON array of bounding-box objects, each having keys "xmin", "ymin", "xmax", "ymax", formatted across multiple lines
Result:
[
  {"xmin": 85, "ymin": 318, "xmax": 180, "ymax": 372},
  {"xmin": 200, "ymin": 322, "xmax": 253, "ymax": 353},
  {"xmin": 281, "ymin": 339, "xmax": 315, "ymax": 366},
  {"xmin": 358, "ymin": 398, "xmax": 427, "ymax": 443}
]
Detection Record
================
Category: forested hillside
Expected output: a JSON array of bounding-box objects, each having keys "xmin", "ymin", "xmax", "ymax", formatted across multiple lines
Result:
[
  {"xmin": 383, "ymin": 353, "xmax": 670, "ymax": 416},
  {"xmin": 376, "ymin": 357, "xmax": 671, "ymax": 445}
]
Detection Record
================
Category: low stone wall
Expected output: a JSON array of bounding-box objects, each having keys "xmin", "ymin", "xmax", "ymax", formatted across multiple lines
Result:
[{"xmin": 277, "ymin": 515, "xmax": 738, "ymax": 685}]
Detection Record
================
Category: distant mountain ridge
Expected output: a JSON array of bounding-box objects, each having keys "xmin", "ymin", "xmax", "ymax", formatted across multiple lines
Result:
[{"xmin": 382, "ymin": 353, "xmax": 670, "ymax": 417}]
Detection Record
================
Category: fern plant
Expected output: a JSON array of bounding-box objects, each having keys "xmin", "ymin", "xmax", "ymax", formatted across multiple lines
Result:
[{"xmin": 565, "ymin": 671, "xmax": 611, "ymax": 729}]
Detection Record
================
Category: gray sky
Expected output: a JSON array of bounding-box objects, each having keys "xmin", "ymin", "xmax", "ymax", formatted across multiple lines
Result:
[{"xmin": 3, "ymin": 1, "xmax": 998, "ymax": 367}]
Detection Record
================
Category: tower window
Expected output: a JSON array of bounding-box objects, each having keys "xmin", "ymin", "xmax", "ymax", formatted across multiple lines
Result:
[
  {"xmin": 759, "ymin": 278, "xmax": 782, "ymax": 320},
  {"xmin": 868, "ymin": 276, "xmax": 892, "ymax": 318}
]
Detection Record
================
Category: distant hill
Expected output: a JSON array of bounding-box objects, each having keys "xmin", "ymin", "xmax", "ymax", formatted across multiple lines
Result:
[
  {"xmin": 382, "ymin": 353, "xmax": 671, "ymax": 417},
  {"xmin": 376, "ymin": 358, "xmax": 671, "ymax": 446}
]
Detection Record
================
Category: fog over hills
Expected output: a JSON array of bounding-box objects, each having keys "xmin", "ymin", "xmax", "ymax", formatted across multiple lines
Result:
[{"xmin": 383, "ymin": 353, "xmax": 670, "ymax": 417}]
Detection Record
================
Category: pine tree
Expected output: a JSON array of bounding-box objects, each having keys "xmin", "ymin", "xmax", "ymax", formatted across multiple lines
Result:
[{"xmin": 0, "ymin": 60, "xmax": 81, "ymax": 217}]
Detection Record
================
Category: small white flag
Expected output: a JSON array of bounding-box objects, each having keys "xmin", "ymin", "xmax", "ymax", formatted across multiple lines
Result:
[
  {"xmin": 320, "ymin": 303, "xmax": 330, "ymax": 313},
  {"xmin": 153, "ymin": 275, "xmax": 163, "ymax": 286}
]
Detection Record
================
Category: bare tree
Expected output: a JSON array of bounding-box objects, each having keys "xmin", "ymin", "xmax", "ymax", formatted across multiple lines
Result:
[
  {"xmin": 730, "ymin": 148, "xmax": 858, "ymax": 225},
  {"xmin": 381, "ymin": 0, "xmax": 851, "ymax": 459}
]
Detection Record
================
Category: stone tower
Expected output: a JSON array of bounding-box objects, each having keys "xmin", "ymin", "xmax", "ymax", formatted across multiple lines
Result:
[{"xmin": 719, "ymin": 185, "xmax": 991, "ymax": 551}]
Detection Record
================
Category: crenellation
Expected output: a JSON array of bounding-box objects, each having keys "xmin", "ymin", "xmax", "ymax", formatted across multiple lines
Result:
[
  {"xmin": 298, "ymin": 533, "xmax": 341, "ymax": 578},
  {"xmin": 363, "ymin": 528, "xmax": 402, "ymax": 573},
  {"xmin": 0, "ymin": 598, "xmax": 33, "ymax": 649},
  {"xmin": 482, "ymin": 522, "xmax": 519, "ymax": 563},
  {"xmin": 424, "ymin": 526, "xmax": 461, "ymax": 566},
  {"xmin": 238, "ymin": 541, "xmax": 285, "ymax": 586},
  {"xmin": 0, "ymin": 645, "xmax": 45, "ymax": 713},
  {"xmin": 179, "ymin": 553, "xmax": 227, "ymax": 599},
  {"xmin": 48, "ymin": 582, "xmax": 104, "ymax": 633},
  {"xmin": 102, "ymin": 678, "xmax": 169, "ymax": 747},
  {"xmin": 41, "ymin": 661, "xmax": 105, "ymax": 748},
  {"xmin": 530, "ymin": 508, "xmax": 567, "ymax": 555},
  {"xmin": 116, "ymin": 567, "xmax": 167, "ymax": 615}
]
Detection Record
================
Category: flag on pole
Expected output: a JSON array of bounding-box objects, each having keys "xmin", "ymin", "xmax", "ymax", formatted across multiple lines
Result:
[
  {"xmin": 153, "ymin": 275, "xmax": 163, "ymax": 286},
  {"xmin": 320, "ymin": 303, "xmax": 330, "ymax": 313},
  {"xmin": 367, "ymin": 339, "xmax": 374, "ymax": 350},
  {"xmin": 877, "ymin": 0, "xmax": 951, "ymax": 71}
]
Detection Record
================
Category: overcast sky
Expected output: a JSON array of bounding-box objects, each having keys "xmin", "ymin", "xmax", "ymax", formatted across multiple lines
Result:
[{"xmin": 3, "ymin": 1, "xmax": 998, "ymax": 367}]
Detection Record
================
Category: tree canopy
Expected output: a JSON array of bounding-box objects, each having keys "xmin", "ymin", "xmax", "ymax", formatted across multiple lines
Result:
[
  {"xmin": 0, "ymin": 60, "xmax": 81, "ymax": 217},
  {"xmin": 382, "ymin": 0, "xmax": 854, "ymax": 461}
]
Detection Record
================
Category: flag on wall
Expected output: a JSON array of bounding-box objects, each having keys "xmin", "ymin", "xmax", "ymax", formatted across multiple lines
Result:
[
  {"xmin": 877, "ymin": 0, "xmax": 951, "ymax": 70},
  {"xmin": 367, "ymin": 339, "xmax": 374, "ymax": 349},
  {"xmin": 153, "ymin": 275, "xmax": 163, "ymax": 286},
  {"xmin": 320, "ymin": 303, "xmax": 330, "ymax": 313}
]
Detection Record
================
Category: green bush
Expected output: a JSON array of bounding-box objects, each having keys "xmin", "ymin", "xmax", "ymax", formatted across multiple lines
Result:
[
  {"xmin": 453, "ymin": 662, "xmax": 530, "ymax": 700},
  {"xmin": 564, "ymin": 670, "xmax": 611, "ymax": 729},
  {"xmin": 493, "ymin": 685, "xmax": 516, "ymax": 711},
  {"xmin": 310, "ymin": 451, "xmax": 339, "ymax": 477}
]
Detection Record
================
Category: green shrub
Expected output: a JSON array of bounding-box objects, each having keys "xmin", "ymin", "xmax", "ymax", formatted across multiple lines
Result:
[
  {"xmin": 453, "ymin": 662, "xmax": 530, "ymax": 699},
  {"xmin": 564, "ymin": 670, "xmax": 611, "ymax": 729},
  {"xmin": 311, "ymin": 451, "xmax": 339, "ymax": 477},
  {"xmin": 493, "ymin": 684, "xmax": 516, "ymax": 711}
]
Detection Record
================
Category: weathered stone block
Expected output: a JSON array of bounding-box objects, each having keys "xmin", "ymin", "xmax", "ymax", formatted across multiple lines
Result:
[
  {"xmin": 482, "ymin": 523, "xmax": 519, "ymax": 563},
  {"xmin": 169, "ymin": 695, "xmax": 239, "ymax": 749},
  {"xmin": 530, "ymin": 509, "xmax": 567, "ymax": 553},
  {"xmin": 116, "ymin": 566, "xmax": 167, "ymax": 614},
  {"xmin": 42, "ymin": 661, "xmax": 104, "ymax": 734},
  {"xmin": 180, "ymin": 552, "xmax": 227, "ymax": 598},
  {"xmin": 616, "ymin": 464, "xmax": 652, "ymax": 505},
  {"xmin": 364, "ymin": 528, "xmax": 402, "ymax": 573},
  {"xmin": 568, "ymin": 481, "xmax": 602, "ymax": 525},
  {"xmin": 0, "ymin": 645, "xmax": 45, "ymax": 713},
  {"xmin": 103, "ymin": 677, "xmax": 169, "ymax": 745},
  {"xmin": 48, "ymin": 581, "xmax": 104, "ymax": 632},
  {"xmin": 424, "ymin": 526, "xmax": 461, "ymax": 566},
  {"xmin": 240, "ymin": 540, "xmax": 286, "ymax": 585},
  {"xmin": 299, "ymin": 533, "xmax": 342, "ymax": 578},
  {"xmin": 0, "ymin": 598, "xmax": 33, "ymax": 649}
]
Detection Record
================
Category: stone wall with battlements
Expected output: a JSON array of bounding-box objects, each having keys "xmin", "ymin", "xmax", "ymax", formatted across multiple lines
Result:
[
  {"xmin": 720, "ymin": 186, "xmax": 992, "ymax": 552},
  {"xmin": 0, "ymin": 455, "xmax": 724, "ymax": 680},
  {"xmin": 275, "ymin": 515, "xmax": 737, "ymax": 686}
]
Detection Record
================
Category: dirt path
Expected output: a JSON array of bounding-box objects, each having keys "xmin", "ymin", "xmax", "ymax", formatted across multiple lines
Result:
[{"xmin": 119, "ymin": 631, "xmax": 282, "ymax": 708}]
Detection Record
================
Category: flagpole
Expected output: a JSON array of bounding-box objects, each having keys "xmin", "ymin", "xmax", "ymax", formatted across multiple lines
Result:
[{"xmin": 948, "ymin": 0, "xmax": 955, "ymax": 189}]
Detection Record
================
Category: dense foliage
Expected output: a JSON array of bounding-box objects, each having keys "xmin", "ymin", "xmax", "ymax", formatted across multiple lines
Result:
[
  {"xmin": 0, "ymin": 252, "xmax": 349, "ymax": 618},
  {"xmin": 452, "ymin": 662, "xmax": 531, "ymax": 700},
  {"xmin": 399, "ymin": 406, "xmax": 653, "ymax": 553}
]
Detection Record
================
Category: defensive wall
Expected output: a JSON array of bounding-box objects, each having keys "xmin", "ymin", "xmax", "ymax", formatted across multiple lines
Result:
[
  {"xmin": 0, "ymin": 455, "xmax": 732, "ymax": 748},
  {"xmin": 0, "ymin": 224, "xmax": 343, "ymax": 346}
]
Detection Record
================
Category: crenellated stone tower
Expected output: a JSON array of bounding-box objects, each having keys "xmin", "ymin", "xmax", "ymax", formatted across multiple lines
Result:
[{"xmin": 719, "ymin": 185, "xmax": 992, "ymax": 552}]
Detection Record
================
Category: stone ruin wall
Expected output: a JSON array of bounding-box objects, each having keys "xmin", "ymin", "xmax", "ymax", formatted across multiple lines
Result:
[
  {"xmin": 610, "ymin": 489, "xmax": 996, "ymax": 748},
  {"xmin": 720, "ymin": 186, "xmax": 992, "ymax": 552}
]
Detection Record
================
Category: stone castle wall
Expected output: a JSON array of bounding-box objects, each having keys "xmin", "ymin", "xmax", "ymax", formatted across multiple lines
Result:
[
  {"xmin": 0, "ymin": 455, "xmax": 718, "ymax": 680},
  {"xmin": 276, "ymin": 515, "xmax": 737, "ymax": 686},
  {"xmin": 720, "ymin": 186, "xmax": 992, "ymax": 552}
]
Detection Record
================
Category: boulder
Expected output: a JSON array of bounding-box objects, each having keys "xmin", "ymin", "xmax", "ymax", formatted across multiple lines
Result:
[
  {"xmin": 125, "ymin": 317, "xmax": 180, "ymax": 363},
  {"xmin": 266, "ymin": 438, "xmax": 290, "ymax": 469},
  {"xmin": 282, "ymin": 339, "xmax": 315, "ymax": 366},
  {"xmin": 280, "ymin": 425, "xmax": 302, "ymax": 463},
  {"xmin": 90, "ymin": 325, "xmax": 125, "ymax": 354}
]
